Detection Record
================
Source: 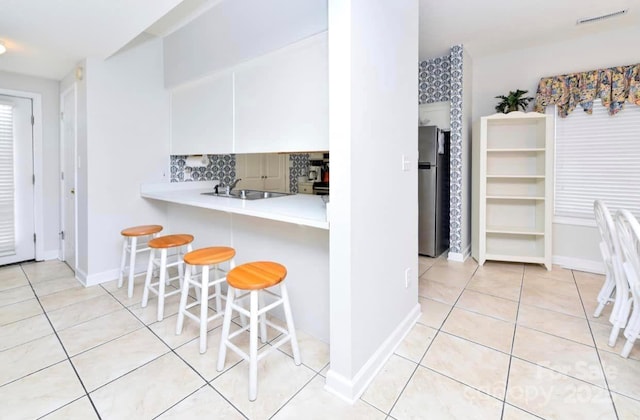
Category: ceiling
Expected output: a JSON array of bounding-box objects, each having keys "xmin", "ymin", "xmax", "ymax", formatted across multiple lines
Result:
[{"xmin": 0, "ymin": 0, "xmax": 637, "ymax": 80}]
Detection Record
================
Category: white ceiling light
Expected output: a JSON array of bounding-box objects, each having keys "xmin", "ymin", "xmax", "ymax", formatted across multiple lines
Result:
[
  {"xmin": 577, "ymin": 9, "xmax": 628, "ymax": 25},
  {"xmin": 0, "ymin": 41, "xmax": 6, "ymax": 55}
]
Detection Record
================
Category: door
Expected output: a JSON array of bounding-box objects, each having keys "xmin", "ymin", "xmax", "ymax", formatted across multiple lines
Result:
[
  {"xmin": 263, "ymin": 154, "xmax": 287, "ymax": 192},
  {"xmin": 61, "ymin": 87, "xmax": 76, "ymax": 270},
  {"xmin": 418, "ymin": 165, "xmax": 437, "ymax": 256},
  {"xmin": 0, "ymin": 95, "xmax": 35, "ymax": 265},
  {"xmin": 236, "ymin": 154, "xmax": 264, "ymax": 190}
]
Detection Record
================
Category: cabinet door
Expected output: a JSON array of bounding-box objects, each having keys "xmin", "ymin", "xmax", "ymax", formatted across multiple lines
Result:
[
  {"xmin": 263, "ymin": 154, "xmax": 287, "ymax": 192},
  {"xmin": 171, "ymin": 72, "xmax": 233, "ymax": 155},
  {"xmin": 234, "ymin": 34, "xmax": 328, "ymax": 153},
  {"xmin": 235, "ymin": 154, "xmax": 264, "ymax": 190}
]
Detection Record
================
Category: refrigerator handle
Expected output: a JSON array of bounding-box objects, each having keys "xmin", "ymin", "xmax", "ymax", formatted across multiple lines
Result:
[{"xmin": 418, "ymin": 163, "xmax": 432, "ymax": 169}]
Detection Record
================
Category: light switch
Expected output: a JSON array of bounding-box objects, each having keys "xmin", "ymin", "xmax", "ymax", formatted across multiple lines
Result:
[{"xmin": 401, "ymin": 154, "xmax": 411, "ymax": 171}]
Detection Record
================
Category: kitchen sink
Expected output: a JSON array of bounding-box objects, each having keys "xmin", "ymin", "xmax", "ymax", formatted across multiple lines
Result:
[{"xmin": 201, "ymin": 189, "xmax": 291, "ymax": 200}]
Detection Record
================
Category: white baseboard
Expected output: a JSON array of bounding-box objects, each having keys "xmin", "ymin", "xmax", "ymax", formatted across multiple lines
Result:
[
  {"xmin": 324, "ymin": 303, "xmax": 421, "ymax": 403},
  {"xmin": 75, "ymin": 268, "xmax": 88, "ymax": 286},
  {"xmin": 448, "ymin": 244, "xmax": 471, "ymax": 262},
  {"xmin": 553, "ymin": 255, "xmax": 604, "ymax": 275},
  {"xmin": 84, "ymin": 268, "xmax": 120, "ymax": 287},
  {"xmin": 42, "ymin": 249, "xmax": 60, "ymax": 261}
]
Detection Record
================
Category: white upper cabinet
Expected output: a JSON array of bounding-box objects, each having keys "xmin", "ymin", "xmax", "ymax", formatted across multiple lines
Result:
[
  {"xmin": 170, "ymin": 72, "xmax": 233, "ymax": 155},
  {"xmin": 234, "ymin": 34, "xmax": 328, "ymax": 153}
]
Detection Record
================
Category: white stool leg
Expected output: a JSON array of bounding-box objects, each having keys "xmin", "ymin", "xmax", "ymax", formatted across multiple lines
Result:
[
  {"xmin": 118, "ymin": 237, "xmax": 128, "ymax": 289},
  {"xmin": 281, "ymin": 283, "xmax": 301, "ymax": 365},
  {"xmin": 217, "ymin": 286, "xmax": 235, "ymax": 372},
  {"xmin": 249, "ymin": 290, "xmax": 259, "ymax": 401},
  {"xmin": 127, "ymin": 236, "xmax": 138, "ymax": 298},
  {"xmin": 176, "ymin": 263, "xmax": 192, "ymax": 335},
  {"xmin": 259, "ymin": 291, "xmax": 267, "ymax": 344},
  {"xmin": 199, "ymin": 265, "xmax": 210, "ymax": 354},
  {"xmin": 142, "ymin": 248, "xmax": 155, "ymax": 307},
  {"xmin": 214, "ymin": 264, "xmax": 222, "ymax": 314},
  {"xmin": 157, "ymin": 249, "xmax": 168, "ymax": 321}
]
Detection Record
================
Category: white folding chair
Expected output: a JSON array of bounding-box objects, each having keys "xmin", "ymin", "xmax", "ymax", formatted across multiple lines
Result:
[
  {"xmin": 593, "ymin": 200, "xmax": 629, "ymax": 346},
  {"xmin": 614, "ymin": 209, "xmax": 640, "ymax": 358}
]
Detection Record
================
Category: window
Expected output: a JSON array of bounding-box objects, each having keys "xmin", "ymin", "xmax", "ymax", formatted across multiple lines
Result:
[
  {"xmin": 0, "ymin": 102, "xmax": 15, "ymax": 256},
  {"xmin": 553, "ymin": 102, "xmax": 640, "ymax": 222}
]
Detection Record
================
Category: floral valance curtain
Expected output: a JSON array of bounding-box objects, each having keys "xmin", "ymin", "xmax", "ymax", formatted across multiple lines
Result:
[{"xmin": 534, "ymin": 63, "xmax": 640, "ymax": 117}]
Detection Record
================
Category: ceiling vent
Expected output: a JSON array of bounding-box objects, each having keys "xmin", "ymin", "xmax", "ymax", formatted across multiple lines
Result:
[{"xmin": 577, "ymin": 9, "xmax": 628, "ymax": 25}]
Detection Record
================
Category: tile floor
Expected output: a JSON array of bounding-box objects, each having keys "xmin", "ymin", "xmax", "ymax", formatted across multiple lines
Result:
[{"xmin": 1, "ymin": 257, "xmax": 640, "ymax": 419}]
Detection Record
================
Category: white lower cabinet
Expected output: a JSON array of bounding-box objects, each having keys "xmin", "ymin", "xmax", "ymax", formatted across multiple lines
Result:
[
  {"xmin": 235, "ymin": 154, "xmax": 288, "ymax": 192},
  {"xmin": 472, "ymin": 112, "xmax": 553, "ymax": 270}
]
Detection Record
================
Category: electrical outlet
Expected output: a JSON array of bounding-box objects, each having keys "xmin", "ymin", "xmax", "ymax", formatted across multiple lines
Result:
[{"xmin": 404, "ymin": 267, "xmax": 412, "ymax": 288}]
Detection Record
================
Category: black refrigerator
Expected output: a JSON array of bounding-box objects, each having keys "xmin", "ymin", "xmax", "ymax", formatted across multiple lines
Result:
[{"xmin": 418, "ymin": 125, "xmax": 450, "ymax": 257}]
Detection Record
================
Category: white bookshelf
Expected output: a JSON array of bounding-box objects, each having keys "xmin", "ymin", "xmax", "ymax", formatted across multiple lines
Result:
[{"xmin": 472, "ymin": 112, "xmax": 553, "ymax": 270}]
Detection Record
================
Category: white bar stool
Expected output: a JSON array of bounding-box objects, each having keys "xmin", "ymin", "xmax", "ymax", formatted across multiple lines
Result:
[
  {"xmin": 217, "ymin": 261, "xmax": 301, "ymax": 401},
  {"xmin": 118, "ymin": 224, "xmax": 163, "ymax": 298},
  {"xmin": 142, "ymin": 234, "xmax": 194, "ymax": 322},
  {"xmin": 176, "ymin": 246, "xmax": 236, "ymax": 354}
]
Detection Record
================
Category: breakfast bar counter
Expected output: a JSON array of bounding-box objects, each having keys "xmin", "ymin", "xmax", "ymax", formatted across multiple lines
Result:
[
  {"xmin": 141, "ymin": 180, "xmax": 330, "ymax": 343},
  {"xmin": 141, "ymin": 181, "xmax": 329, "ymax": 229}
]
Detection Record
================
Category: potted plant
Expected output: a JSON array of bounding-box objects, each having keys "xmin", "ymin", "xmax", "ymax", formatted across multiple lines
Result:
[{"xmin": 494, "ymin": 89, "xmax": 534, "ymax": 114}]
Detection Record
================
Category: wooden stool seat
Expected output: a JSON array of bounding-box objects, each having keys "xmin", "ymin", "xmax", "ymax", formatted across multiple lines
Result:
[
  {"xmin": 142, "ymin": 234, "xmax": 194, "ymax": 322},
  {"xmin": 149, "ymin": 234, "xmax": 194, "ymax": 249},
  {"xmin": 177, "ymin": 246, "xmax": 236, "ymax": 354},
  {"xmin": 226, "ymin": 261, "xmax": 287, "ymax": 290},
  {"xmin": 118, "ymin": 224, "xmax": 163, "ymax": 298},
  {"xmin": 218, "ymin": 261, "xmax": 300, "ymax": 401},
  {"xmin": 121, "ymin": 224, "xmax": 163, "ymax": 237},
  {"xmin": 184, "ymin": 246, "xmax": 236, "ymax": 266}
]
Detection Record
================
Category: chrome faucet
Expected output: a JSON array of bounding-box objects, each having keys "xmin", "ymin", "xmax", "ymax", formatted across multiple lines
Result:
[{"xmin": 226, "ymin": 178, "xmax": 242, "ymax": 194}]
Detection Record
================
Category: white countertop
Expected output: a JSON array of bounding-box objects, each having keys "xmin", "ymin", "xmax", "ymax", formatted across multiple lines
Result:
[{"xmin": 141, "ymin": 181, "xmax": 329, "ymax": 230}]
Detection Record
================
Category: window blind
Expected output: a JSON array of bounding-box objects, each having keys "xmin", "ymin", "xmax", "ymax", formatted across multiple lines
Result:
[
  {"xmin": 0, "ymin": 103, "xmax": 15, "ymax": 256},
  {"xmin": 554, "ymin": 102, "xmax": 640, "ymax": 221}
]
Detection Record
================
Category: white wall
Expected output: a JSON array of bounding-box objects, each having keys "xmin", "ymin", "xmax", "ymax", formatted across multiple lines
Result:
[
  {"xmin": 163, "ymin": 0, "xmax": 327, "ymax": 87},
  {"xmin": 472, "ymin": 25, "xmax": 640, "ymax": 272},
  {"xmin": 81, "ymin": 38, "xmax": 170, "ymax": 282},
  {"xmin": 327, "ymin": 0, "xmax": 420, "ymax": 401},
  {"xmin": 0, "ymin": 71, "xmax": 60, "ymax": 259}
]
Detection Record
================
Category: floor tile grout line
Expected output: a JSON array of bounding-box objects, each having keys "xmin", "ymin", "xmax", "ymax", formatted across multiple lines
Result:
[
  {"xmin": 384, "ymin": 265, "xmax": 479, "ymax": 416},
  {"xmin": 571, "ymin": 269, "xmax": 621, "ymax": 419},
  {"xmin": 100, "ymin": 282, "xmax": 258, "ymax": 419},
  {"xmin": 500, "ymin": 264, "xmax": 525, "ymax": 419},
  {"xmin": 19, "ymin": 263, "xmax": 103, "ymax": 420},
  {"xmin": 267, "ymin": 370, "xmax": 324, "ymax": 419}
]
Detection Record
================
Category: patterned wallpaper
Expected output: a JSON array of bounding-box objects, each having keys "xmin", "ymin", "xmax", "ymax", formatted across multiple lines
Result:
[
  {"xmin": 170, "ymin": 154, "xmax": 236, "ymax": 185},
  {"xmin": 419, "ymin": 55, "xmax": 451, "ymax": 104},
  {"xmin": 289, "ymin": 153, "xmax": 311, "ymax": 193},
  {"xmin": 419, "ymin": 46, "xmax": 465, "ymax": 256},
  {"xmin": 448, "ymin": 45, "xmax": 464, "ymax": 255}
]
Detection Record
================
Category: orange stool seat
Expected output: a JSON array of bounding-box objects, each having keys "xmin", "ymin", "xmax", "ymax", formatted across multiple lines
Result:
[
  {"xmin": 142, "ymin": 234, "xmax": 194, "ymax": 322},
  {"xmin": 118, "ymin": 224, "xmax": 163, "ymax": 299},
  {"xmin": 149, "ymin": 234, "xmax": 194, "ymax": 249},
  {"xmin": 226, "ymin": 261, "xmax": 287, "ymax": 290},
  {"xmin": 176, "ymin": 246, "xmax": 236, "ymax": 354},
  {"xmin": 217, "ymin": 261, "xmax": 301, "ymax": 401},
  {"xmin": 121, "ymin": 224, "xmax": 163, "ymax": 237}
]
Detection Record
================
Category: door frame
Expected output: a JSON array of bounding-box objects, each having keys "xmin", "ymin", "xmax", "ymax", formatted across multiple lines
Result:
[
  {"xmin": 59, "ymin": 84, "xmax": 77, "ymax": 270},
  {"xmin": 0, "ymin": 87, "xmax": 44, "ymax": 261}
]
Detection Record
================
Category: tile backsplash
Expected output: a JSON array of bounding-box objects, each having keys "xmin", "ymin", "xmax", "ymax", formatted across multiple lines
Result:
[
  {"xmin": 289, "ymin": 153, "xmax": 311, "ymax": 193},
  {"xmin": 170, "ymin": 154, "xmax": 236, "ymax": 185}
]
